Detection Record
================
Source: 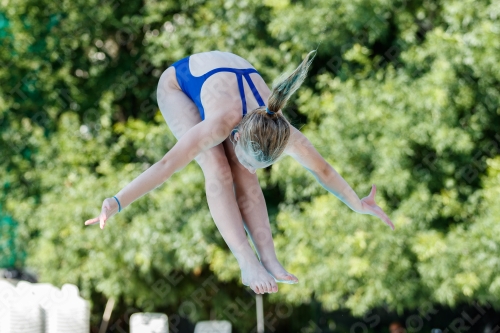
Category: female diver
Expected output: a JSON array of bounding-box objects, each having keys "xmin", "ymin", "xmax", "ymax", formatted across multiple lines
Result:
[{"xmin": 84, "ymin": 50, "xmax": 395, "ymax": 295}]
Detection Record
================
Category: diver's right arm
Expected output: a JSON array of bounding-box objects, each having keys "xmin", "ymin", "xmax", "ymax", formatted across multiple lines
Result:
[{"xmin": 84, "ymin": 118, "xmax": 232, "ymax": 229}]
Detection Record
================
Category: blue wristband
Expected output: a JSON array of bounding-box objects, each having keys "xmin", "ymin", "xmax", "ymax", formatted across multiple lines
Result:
[{"xmin": 113, "ymin": 196, "xmax": 122, "ymax": 212}]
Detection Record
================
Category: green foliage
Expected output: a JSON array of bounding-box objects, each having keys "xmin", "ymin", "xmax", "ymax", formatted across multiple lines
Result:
[
  {"xmin": 0, "ymin": 213, "xmax": 23, "ymax": 267},
  {"xmin": 1, "ymin": 0, "xmax": 500, "ymax": 330}
]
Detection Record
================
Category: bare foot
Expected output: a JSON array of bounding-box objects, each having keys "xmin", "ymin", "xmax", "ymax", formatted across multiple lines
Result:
[
  {"xmin": 260, "ymin": 258, "xmax": 299, "ymax": 284},
  {"xmin": 240, "ymin": 260, "xmax": 279, "ymax": 294}
]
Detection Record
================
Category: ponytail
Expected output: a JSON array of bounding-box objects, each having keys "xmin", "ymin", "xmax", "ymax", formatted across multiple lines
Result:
[
  {"xmin": 267, "ymin": 50, "xmax": 317, "ymax": 114},
  {"xmin": 235, "ymin": 50, "xmax": 317, "ymax": 164}
]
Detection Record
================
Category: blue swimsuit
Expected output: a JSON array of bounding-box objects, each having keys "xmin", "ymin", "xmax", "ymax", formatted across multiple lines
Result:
[{"xmin": 171, "ymin": 56, "xmax": 266, "ymax": 120}]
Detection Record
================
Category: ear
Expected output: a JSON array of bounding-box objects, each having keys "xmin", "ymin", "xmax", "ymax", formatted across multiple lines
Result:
[{"xmin": 231, "ymin": 129, "xmax": 240, "ymax": 142}]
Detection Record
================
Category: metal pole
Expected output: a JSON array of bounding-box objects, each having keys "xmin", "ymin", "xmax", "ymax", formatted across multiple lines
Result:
[
  {"xmin": 256, "ymin": 294, "xmax": 264, "ymax": 333},
  {"xmin": 99, "ymin": 297, "xmax": 115, "ymax": 333}
]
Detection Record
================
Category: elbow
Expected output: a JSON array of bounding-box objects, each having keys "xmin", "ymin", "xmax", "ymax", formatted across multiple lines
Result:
[
  {"xmin": 304, "ymin": 160, "xmax": 329, "ymax": 178},
  {"xmin": 159, "ymin": 157, "xmax": 179, "ymax": 180},
  {"xmin": 314, "ymin": 162, "xmax": 333, "ymax": 181},
  {"xmin": 160, "ymin": 145, "xmax": 198, "ymax": 176},
  {"xmin": 314, "ymin": 163, "xmax": 335, "ymax": 183}
]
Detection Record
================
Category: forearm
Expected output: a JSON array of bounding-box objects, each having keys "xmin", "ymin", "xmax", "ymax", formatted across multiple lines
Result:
[
  {"xmin": 313, "ymin": 164, "xmax": 364, "ymax": 213},
  {"xmin": 286, "ymin": 128, "xmax": 365, "ymax": 213},
  {"xmin": 113, "ymin": 118, "xmax": 231, "ymax": 210},
  {"xmin": 114, "ymin": 159, "xmax": 175, "ymax": 210}
]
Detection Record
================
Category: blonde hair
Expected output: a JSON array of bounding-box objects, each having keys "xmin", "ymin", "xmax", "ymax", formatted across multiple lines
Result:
[{"xmin": 236, "ymin": 50, "xmax": 317, "ymax": 163}]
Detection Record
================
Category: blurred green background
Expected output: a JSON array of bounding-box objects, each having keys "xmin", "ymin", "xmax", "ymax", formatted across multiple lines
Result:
[{"xmin": 1, "ymin": 0, "xmax": 500, "ymax": 332}]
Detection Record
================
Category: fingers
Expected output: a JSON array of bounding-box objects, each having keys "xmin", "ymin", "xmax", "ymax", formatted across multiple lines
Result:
[
  {"xmin": 379, "ymin": 209, "xmax": 395, "ymax": 230},
  {"xmin": 381, "ymin": 214, "xmax": 395, "ymax": 230},
  {"xmin": 85, "ymin": 198, "xmax": 114, "ymax": 229},
  {"xmin": 84, "ymin": 217, "xmax": 99, "ymax": 225},
  {"xmin": 84, "ymin": 213, "xmax": 109, "ymax": 228},
  {"xmin": 387, "ymin": 220, "xmax": 395, "ymax": 230},
  {"xmin": 99, "ymin": 203, "xmax": 111, "ymax": 229},
  {"xmin": 376, "ymin": 208, "xmax": 395, "ymax": 230},
  {"xmin": 362, "ymin": 185, "xmax": 377, "ymax": 206},
  {"xmin": 365, "ymin": 185, "xmax": 396, "ymax": 230},
  {"xmin": 99, "ymin": 209, "xmax": 108, "ymax": 230},
  {"xmin": 385, "ymin": 215, "xmax": 395, "ymax": 230},
  {"xmin": 370, "ymin": 184, "xmax": 377, "ymax": 198}
]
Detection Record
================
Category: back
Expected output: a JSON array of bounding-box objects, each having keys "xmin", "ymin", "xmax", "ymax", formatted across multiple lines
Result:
[
  {"xmin": 171, "ymin": 51, "xmax": 270, "ymax": 121},
  {"xmin": 188, "ymin": 51, "xmax": 257, "ymax": 77}
]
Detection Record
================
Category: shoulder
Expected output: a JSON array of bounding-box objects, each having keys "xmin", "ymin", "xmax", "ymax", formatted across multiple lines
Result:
[
  {"xmin": 284, "ymin": 125, "xmax": 311, "ymax": 156},
  {"xmin": 283, "ymin": 124, "xmax": 328, "ymax": 172}
]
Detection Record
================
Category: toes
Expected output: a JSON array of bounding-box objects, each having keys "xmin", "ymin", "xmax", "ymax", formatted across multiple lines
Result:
[
  {"xmin": 255, "ymin": 284, "xmax": 261, "ymax": 294},
  {"xmin": 256, "ymin": 283, "xmax": 263, "ymax": 294},
  {"xmin": 263, "ymin": 281, "xmax": 270, "ymax": 293},
  {"xmin": 254, "ymin": 286, "xmax": 260, "ymax": 294},
  {"xmin": 263, "ymin": 282, "xmax": 270, "ymax": 294},
  {"xmin": 269, "ymin": 281, "xmax": 278, "ymax": 293},
  {"xmin": 250, "ymin": 278, "xmax": 282, "ymax": 294},
  {"xmin": 268, "ymin": 282, "xmax": 276, "ymax": 293},
  {"xmin": 285, "ymin": 273, "xmax": 298, "ymax": 282},
  {"xmin": 259, "ymin": 282, "xmax": 266, "ymax": 294}
]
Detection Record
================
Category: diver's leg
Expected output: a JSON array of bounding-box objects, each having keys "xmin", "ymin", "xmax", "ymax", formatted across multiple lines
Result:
[
  {"xmin": 156, "ymin": 67, "xmax": 277, "ymax": 294},
  {"xmin": 223, "ymin": 139, "xmax": 298, "ymax": 284}
]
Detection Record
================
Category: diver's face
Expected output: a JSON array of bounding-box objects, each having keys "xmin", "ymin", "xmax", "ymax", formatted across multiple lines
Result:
[{"xmin": 233, "ymin": 133, "xmax": 271, "ymax": 173}]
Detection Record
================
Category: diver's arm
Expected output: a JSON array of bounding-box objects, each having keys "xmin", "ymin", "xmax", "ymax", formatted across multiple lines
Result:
[
  {"xmin": 85, "ymin": 118, "xmax": 233, "ymax": 228},
  {"xmin": 284, "ymin": 126, "xmax": 394, "ymax": 229},
  {"xmin": 116, "ymin": 118, "xmax": 231, "ymax": 208}
]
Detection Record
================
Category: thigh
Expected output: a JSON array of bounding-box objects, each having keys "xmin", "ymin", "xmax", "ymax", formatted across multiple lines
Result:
[
  {"xmin": 157, "ymin": 66, "xmax": 202, "ymax": 139},
  {"xmin": 157, "ymin": 66, "xmax": 229, "ymax": 169}
]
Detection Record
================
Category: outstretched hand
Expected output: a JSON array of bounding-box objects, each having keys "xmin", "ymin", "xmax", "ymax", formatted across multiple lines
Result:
[
  {"xmin": 359, "ymin": 184, "xmax": 395, "ymax": 230},
  {"xmin": 84, "ymin": 198, "xmax": 119, "ymax": 230}
]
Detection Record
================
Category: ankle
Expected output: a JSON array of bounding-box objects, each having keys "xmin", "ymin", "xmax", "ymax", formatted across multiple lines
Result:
[
  {"xmin": 232, "ymin": 249, "xmax": 260, "ymax": 268},
  {"xmin": 259, "ymin": 254, "xmax": 279, "ymax": 264}
]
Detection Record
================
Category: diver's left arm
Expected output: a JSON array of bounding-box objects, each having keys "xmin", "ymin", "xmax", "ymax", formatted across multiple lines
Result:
[{"xmin": 284, "ymin": 126, "xmax": 394, "ymax": 229}]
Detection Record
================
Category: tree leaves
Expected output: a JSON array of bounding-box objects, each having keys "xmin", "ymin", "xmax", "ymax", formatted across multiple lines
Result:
[{"xmin": 1, "ymin": 0, "xmax": 500, "ymax": 329}]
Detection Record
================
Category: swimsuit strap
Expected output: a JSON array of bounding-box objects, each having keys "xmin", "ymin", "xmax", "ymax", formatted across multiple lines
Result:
[
  {"xmin": 236, "ymin": 74, "xmax": 248, "ymax": 116},
  {"xmin": 243, "ymin": 73, "xmax": 266, "ymax": 107},
  {"xmin": 199, "ymin": 67, "xmax": 259, "ymax": 80},
  {"xmin": 172, "ymin": 57, "xmax": 267, "ymax": 119},
  {"xmin": 202, "ymin": 68, "xmax": 265, "ymax": 116}
]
